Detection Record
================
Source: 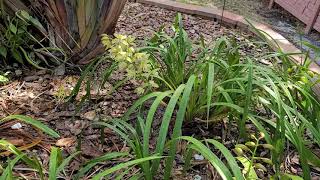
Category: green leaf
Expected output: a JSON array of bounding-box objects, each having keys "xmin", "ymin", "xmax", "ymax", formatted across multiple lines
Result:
[
  {"xmin": 1, "ymin": 115, "xmax": 60, "ymax": 138},
  {"xmin": 75, "ymin": 152, "xmax": 127, "ymax": 179},
  {"xmin": 164, "ymin": 75, "xmax": 196, "ymax": 179},
  {"xmin": 19, "ymin": 47, "xmax": 46, "ymax": 70},
  {"xmin": 9, "ymin": 23, "xmax": 17, "ymax": 34},
  {"xmin": 92, "ymin": 156, "xmax": 162, "ymax": 180},
  {"xmin": 11, "ymin": 49, "xmax": 23, "ymax": 64},
  {"xmin": 177, "ymin": 136, "xmax": 236, "ymax": 180},
  {"xmin": 280, "ymin": 173, "xmax": 303, "ymax": 180},
  {"xmin": 124, "ymin": 92, "xmax": 162, "ymax": 119},
  {"xmin": 0, "ymin": 74, "xmax": 9, "ymax": 83},
  {"xmin": 56, "ymin": 151, "xmax": 80, "ymax": 176},
  {"xmin": 0, "ymin": 154, "xmax": 24, "ymax": 180},
  {"xmin": 206, "ymin": 63, "xmax": 214, "ymax": 127},
  {"xmin": 236, "ymin": 157, "xmax": 258, "ymax": 179},
  {"xmin": 0, "ymin": 46, "xmax": 7, "ymax": 58},
  {"xmin": 142, "ymin": 91, "xmax": 172, "ymax": 178},
  {"xmin": 20, "ymin": 10, "xmax": 30, "ymax": 20},
  {"xmin": 151, "ymin": 84, "xmax": 186, "ymax": 176},
  {"xmin": 0, "ymin": 140, "xmax": 44, "ymax": 179},
  {"xmin": 48, "ymin": 148, "xmax": 79, "ymax": 180},
  {"xmin": 240, "ymin": 58, "xmax": 253, "ymax": 138},
  {"xmin": 206, "ymin": 139, "xmax": 244, "ymax": 179},
  {"xmin": 49, "ymin": 147, "xmax": 60, "ymax": 180}
]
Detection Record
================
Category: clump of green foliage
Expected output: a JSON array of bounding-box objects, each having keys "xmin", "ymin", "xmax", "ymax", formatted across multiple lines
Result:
[
  {"xmin": 4, "ymin": 13, "xmax": 320, "ymax": 180},
  {"xmin": 82, "ymin": 14, "xmax": 320, "ymax": 179},
  {"xmin": 0, "ymin": 9, "xmax": 65, "ymax": 69}
]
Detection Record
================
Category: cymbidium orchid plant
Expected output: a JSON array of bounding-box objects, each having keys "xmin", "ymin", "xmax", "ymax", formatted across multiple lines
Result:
[{"xmin": 101, "ymin": 34, "xmax": 159, "ymax": 94}]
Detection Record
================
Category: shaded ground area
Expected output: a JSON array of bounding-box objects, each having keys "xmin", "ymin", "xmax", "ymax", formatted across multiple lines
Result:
[{"xmin": 176, "ymin": 0, "xmax": 320, "ymax": 64}]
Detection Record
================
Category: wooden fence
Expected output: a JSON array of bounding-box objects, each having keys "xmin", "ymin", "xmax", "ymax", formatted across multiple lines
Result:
[{"xmin": 269, "ymin": 0, "xmax": 320, "ymax": 34}]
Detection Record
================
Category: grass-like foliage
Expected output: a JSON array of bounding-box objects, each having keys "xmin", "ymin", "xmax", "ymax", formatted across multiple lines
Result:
[
  {"xmin": 0, "ymin": 115, "xmax": 61, "ymax": 179},
  {"xmin": 0, "ymin": 115, "xmax": 60, "ymax": 138},
  {"xmin": 3, "ymin": 13, "xmax": 320, "ymax": 180},
  {"xmin": 94, "ymin": 77, "xmax": 244, "ymax": 179},
  {"xmin": 93, "ymin": 15, "xmax": 320, "ymax": 179},
  {"xmin": 68, "ymin": 13, "xmax": 320, "ymax": 179},
  {"xmin": 0, "ymin": 140, "xmax": 80, "ymax": 180}
]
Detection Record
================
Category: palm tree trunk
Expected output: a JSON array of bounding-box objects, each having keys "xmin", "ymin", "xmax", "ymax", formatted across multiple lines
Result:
[{"xmin": 2, "ymin": 0, "xmax": 127, "ymax": 64}]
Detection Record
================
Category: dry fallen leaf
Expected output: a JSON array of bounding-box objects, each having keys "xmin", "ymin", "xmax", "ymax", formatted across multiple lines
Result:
[
  {"xmin": 56, "ymin": 137, "xmax": 76, "ymax": 147},
  {"xmin": 82, "ymin": 110, "xmax": 97, "ymax": 121},
  {"xmin": 7, "ymin": 139, "xmax": 24, "ymax": 146}
]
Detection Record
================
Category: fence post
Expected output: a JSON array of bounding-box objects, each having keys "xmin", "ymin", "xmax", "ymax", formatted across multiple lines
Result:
[{"xmin": 305, "ymin": 0, "xmax": 320, "ymax": 34}]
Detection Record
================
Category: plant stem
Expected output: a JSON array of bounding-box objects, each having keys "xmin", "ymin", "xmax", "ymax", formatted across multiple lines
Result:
[{"xmin": 246, "ymin": 138, "xmax": 259, "ymax": 179}]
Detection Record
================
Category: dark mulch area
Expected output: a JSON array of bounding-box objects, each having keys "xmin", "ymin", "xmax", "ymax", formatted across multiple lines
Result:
[{"xmin": 0, "ymin": 2, "xmax": 314, "ymax": 179}]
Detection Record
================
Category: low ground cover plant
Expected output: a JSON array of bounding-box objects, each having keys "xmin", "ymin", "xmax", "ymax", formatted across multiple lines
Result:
[
  {"xmin": 1, "ymin": 14, "xmax": 320, "ymax": 179},
  {"xmin": 0, "ymin": 9, "xmax": 65, "ymax": 69}
]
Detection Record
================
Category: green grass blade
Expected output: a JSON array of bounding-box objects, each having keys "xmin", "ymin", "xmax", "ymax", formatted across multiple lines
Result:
[
  {"xmin": 248, "ymin": 115, "xmax": 272, "ymax": 144},
  {"xmin": 182, "ymin": 147, "xmax": 193, "ymax": 174},
  {"xmin": 164, "ymin": 75, "xmax": 196, "ymax": 180},
  {"xmin": 94, "ymin": 122, "xmax": 136, "ymax": 151},
  {"xmin": 177, "ymin": 136, "xmax": 234, "ymax": 180},
  {"xmin": 49, "ymin": 147, "xmax": 59, "ymax": 180},
  {"xmin": 151, "ymin": 84, "xmax": 186, "ymax": 175},
  {"xmin": 19, "ymin": 47, "xmax": 46, "ymax": 70},
  {"xmin": 143, "ymin": 91, "xmax": 172, "ymax": 157},
  {"xmin": 206, "ymin": 139, "xmax": 244, "ymax": 179},
  {"xmin": 142, "ymin": 91, "xmax": 172, "ymax": 179},
  {"xmin": 240, "ymin": 58, "xmax": 253, "ymax": 138},
  {"xmin": 75, "ymin": 152, "xmax": 127, "ymax": 179},
  {"xmin": 67, "ymin": 58, "xmax": 99, "ymax": 102},
  {"xmin": 207, "ymin": 63, "xmax": 214, "ymax": 128},
  {"xmin": 56, "ymin": 151, "xmax": 80, "ymax": 177},
  {"xmin": 92, "ymin": 156, "xmax": 162, "ymax": 180},
  {"xmin": 0, "ymin": 154, "xmax": 24, "ymax": 180},
  {"xmin": 0, "ymin": 140, "xmax": 43, "ymax": 179},
  {"xmin": 124, "ymin": 92, "xmax": 162, "ymax": 119},
  {"xmin": 1, "ymin": 115, "xmax": 59, "ymax": 138},
  {"xmin": 115, "ymin": 167, "xmax": 135, "ymax": 180}
]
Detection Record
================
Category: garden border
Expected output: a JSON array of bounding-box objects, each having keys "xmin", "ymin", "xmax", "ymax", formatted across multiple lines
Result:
[{"xmin": 136, "ymin": 0, "xmax": 320, "ymax": 74}]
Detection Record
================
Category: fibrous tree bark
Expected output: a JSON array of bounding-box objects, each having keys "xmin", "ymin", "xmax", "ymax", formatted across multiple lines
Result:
[{"xmin": 1, "ymin": 0, "xmax": 127, "ymax": 64}]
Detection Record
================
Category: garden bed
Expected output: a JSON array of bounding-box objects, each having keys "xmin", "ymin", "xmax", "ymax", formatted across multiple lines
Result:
[
  {"xmin": 1, "ymin": 2, "xmax": 320, "ymax": 180},
  {"xmin": 174, "ymin": 0, "xmax": 320, "ymax": 64},
  {"xmin": 0, "ymin": 2, "xmax": 247, "ymax": 178}
]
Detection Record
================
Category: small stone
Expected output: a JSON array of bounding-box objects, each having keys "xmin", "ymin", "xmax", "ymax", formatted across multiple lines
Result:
[
  {"xmin": 82, "ymin": 110, "xmax": 96, "ymax": 121},
  {"xmin": 11, "ymin": 123, "xmax": 22, "ymax": 129},
  {"xmin": 194, "ymin": 175, "xmax": 202, "ymax": 180},
  {"xmin": 36, "ymin": 70, "xmax": 47, "ymax": 75},
  {"xmin": 15, "ymin": 70, "xmax": 22, "ymax": 76},
  {"xmin": 194, "ymin": 154, "xmax": 204, "ymax": 161},
  {"xmin": 24, "ymin": 75, "xmax": 39, "ymax": 82},
  {"xmin": 54, "ymin": 64, "xmax": 65, "ymax": 76}
]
